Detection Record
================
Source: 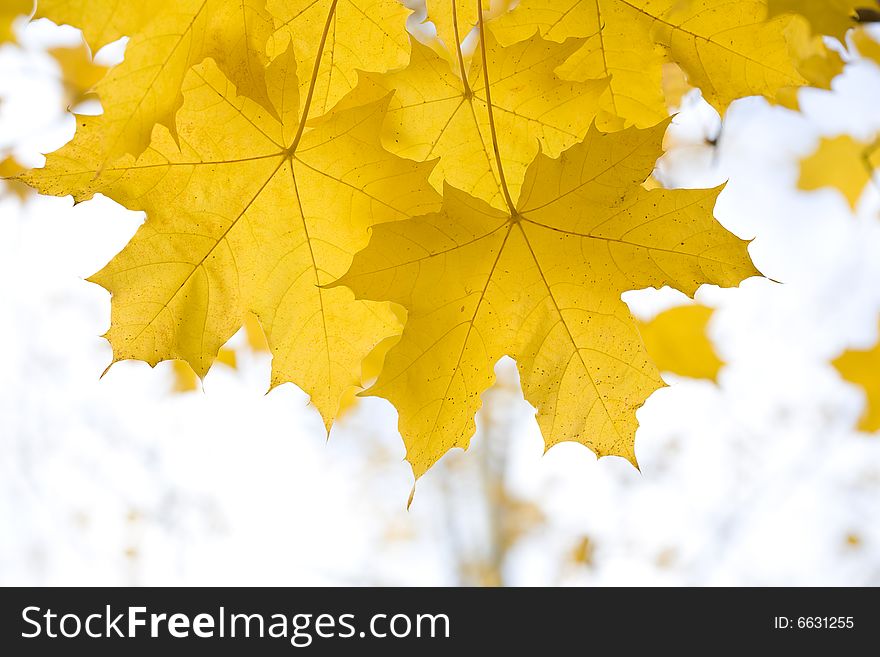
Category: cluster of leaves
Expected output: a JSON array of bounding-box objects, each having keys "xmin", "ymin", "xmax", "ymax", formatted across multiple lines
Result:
[
  {"xmin": 6, "ymin": 0, "xmax": 880, "ymax": 479},
  {"xmin": 784, "ymin": 21, "xmax": 880, "ymax": 434}
]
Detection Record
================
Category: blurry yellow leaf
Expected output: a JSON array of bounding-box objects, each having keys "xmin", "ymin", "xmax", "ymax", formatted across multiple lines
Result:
[
  {"xmin": 335, "ymin": 121, "xmax": 759, "ymax": 477},
  {"xmin": 20, "ymin": 46, "xmax": 440, "ymax": 430},
  {"xmin": 267, "ymin": 0, "xmax": 412, "ymax": 118},
  {"xmin": 242, "ymin": 311, "xmax": 268, "ymax": 353},
  {"xmin": 853, "ymin": 26, "xmax": 880, "ymax": 66},
  {"xmin": 336, "ymin": 330, "xmax": 402, "ymax": 418},
  {"xmin": 0, "ymin": 157, "xmax": 34, "ymax": 201},
  {"xmin": 171, "ymin": 347, "xmax": 236, "ymax": 392},
  {"xmin": 662, "ymin": 62, "xmax": 692, "ymax": 111},
  {"xmin": 637, "ymin": 304, "xmax": 724, "ymax": 381},
  {"xmin": 768, "ymin": 0, "xmax": 862, "ymax": 41},
  {"xmin": 570, "ymin": 536, "xmax": 595, "ymax": 567},
  {"xmin": 353, "ymin": 33, "xmax": 607, "ymax": 209},
  {"xmin": 799, "ymin": 135, "xmax": 880, "ymax": 209},
  {"xmin": 49, "ymin": 41, "xmax": 108, "ymax": 107},
  {"xmin": 170, "ymin": 361, "xmax": 199, "ymax": 392},
  {"xmin": 0, "ymin": 0, "xmax": 31, "ymax": 44},
  {"xmin": 834, "ymin": 328, "xmax": 880, "ymax": 432}
]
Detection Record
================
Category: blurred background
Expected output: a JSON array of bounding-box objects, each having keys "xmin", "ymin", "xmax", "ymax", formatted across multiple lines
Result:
[{"xmin": 2, "ymin": 5, "xmax": 880, "ymax": 586}]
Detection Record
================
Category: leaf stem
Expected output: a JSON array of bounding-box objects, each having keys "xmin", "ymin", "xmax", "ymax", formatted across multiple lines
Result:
[
  {"xmin": 289, "ymin": 0, "xmax": 340, "ymax": 152},
  {"xmin": 451, "ymin": 0, "xmax": 472, "ymax": 96},
  {"xmin": 476, "ymin": 2, "xmax": 516, "ymax": 214}
]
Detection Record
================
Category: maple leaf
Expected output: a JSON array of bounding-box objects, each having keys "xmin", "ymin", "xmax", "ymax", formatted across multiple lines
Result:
[
  {"xmin": 19, "ymin": 45, "xmax": 440, "ymax": 429},
  {"xmin": 350, "ymin": 33, "xmax": 608, "ymax": 209},
  {"xmin": 38, "ymin": 0, "xmax": 279, "ymax": 165},
  {"xmin": 266, "ymin": 0, "xmax": 413, "ymax": 118},
  {"xmin": 491, "ymin": 0, "xmax": 822, "ymax": 125},
  {"xmin": 49, "ymin": 41, "xmax": 108, "ymax": 109},
  {"xmin": 798, "ymin": 135, "xmax": 880, "ymax": 209},
  {"xmin": 772, "ymin": 36, "xmax": 845, "ymax": 111},
  {"xmin": 334, "ymin": 119, "xmax": 759, "ymax": 477},
  {"xmin": 768, "ymin": 0, "xmax": 863, "ymax": 41},
  {"xmin": 834, "ymin": 328, "xmax": 880, "ymax": 432},
  {"xmin": 0, "ymin": 0, "xmax": 31, "ymax": 44},
  {"xmin": 637, "ymin": 304, "xmax": 723, "ymax": 381}
]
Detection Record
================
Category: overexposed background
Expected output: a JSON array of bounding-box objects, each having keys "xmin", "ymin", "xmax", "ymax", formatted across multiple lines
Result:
[{"xmin": 2, "ymin": 9, "xmax": 880, "ymax": 586}]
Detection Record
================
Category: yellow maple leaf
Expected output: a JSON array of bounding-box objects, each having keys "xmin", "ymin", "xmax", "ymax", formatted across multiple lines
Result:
[
  {"xmin": 492, "ymin": 0, "xmax": 668, "ymax": 130},
  {"xmin": 0, "ymin": 0, "xmax": 31, "ymax": 44},
  {"xmin": 492, "ymin": 0, "xmax": 819, "ymax": 124},
  {"xmin": 656, "ymin": 0, "xmax": 819, "ymax": 113},
  {"xmin": 19, "ymin": 45, "xmax": 440, "ymax": 429},
  {"xmin": 351, "ymin": 33, "xmax": 607, "ymax": 209},
  {"xmin": 768, "ymin": 0, "xmax": 862, "ymax": 41},
  {"xmin": 834, "ymin": 329, "xmax": 880, "ymax": 432},
  {"xmin": 334, "ymin": 120, "xmax": 759, "ymax": 477},
  {"xmin": 799, "ymin": 135, "xmax": 880, "ymax": 209},
  {"xmin": 637, "ymin": 304, "xmax": 724, "ymax": 381},
  {"xmin": 39, "ymin": 0, "xmax": 279, "ymax": 165},
  {"xmin": 49, "ymin": 41, "xmax": 108, "ymax": 108},
  {"xmin": 266, "ymin": 0, "xmax": 412, "ymax": 118},
  {"xmin": 772, "ymin": 37, "xmax": 845, "ymax": 111}
]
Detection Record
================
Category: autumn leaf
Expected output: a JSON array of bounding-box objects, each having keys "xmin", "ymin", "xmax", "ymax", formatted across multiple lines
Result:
[
  {"xmin": 492, "ymin": 0, "xmax": 822, "ymax": 124},
  {"xmin": 49, "ymin": 41, "xmax": 108, "ymax": 108},
  {"xmin": 834, "ymin": 327, "xmax": 880, "ymax": 432},
  {"xmin": 334, "ymin": 119, "xmax": 759, "ymax": 477},
  {"xmin": 0, "ymin": 0, "xmax": 31, "ymax": 44},
  {"xmin": 491, "ymin": 0, "xmax": 667, "ymax": 130},
  {"xmin": 38, "ymin": 0, "xmax": 279, "ymax": 165},
  {"xmin": 266, "ymin": 0, "xmax": 413, "ymax": 117},
  {"xmin": 350, "ymin": 33, "xmax": 607, "ymax": 209},
  {"xmin": 19, "ymin": 44, "xmax": 440, "ymax": 429},
  {"xmin": 772, "ymin": 38, "xmax": 845, "ymax": 111},
  {"xmin": 654, "ymin": 0, "xmax": 822, "ymax": 113},
  {"xmin": 768, "ymin": 0, "xmax": 862, "ymax": 41},
  {"xmin": 0, "ymin": 157, "xmax": 34, "ymax": 201},
  {"xmin": 799, "ymin": 135, "xmax": 880, "ymax": 209},
  {"xmin": 637, "ymin": 304, "xmax": 723, "ymax": 381},
  {"xmin": 8, "ymin": 0, "xmax": 789, "ymax": 481}
]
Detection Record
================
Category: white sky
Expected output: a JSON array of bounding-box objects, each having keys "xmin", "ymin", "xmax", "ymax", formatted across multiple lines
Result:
[{"xmin": 1, "ymin": 15, "xmax": 880, "ymax": 586}]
